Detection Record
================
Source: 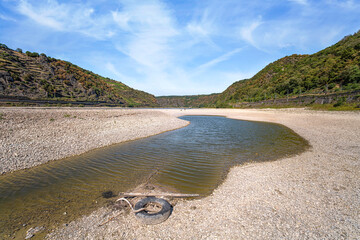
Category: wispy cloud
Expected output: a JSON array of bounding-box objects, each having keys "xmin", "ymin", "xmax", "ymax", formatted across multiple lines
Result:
[
  {"xmin": 325, "ymin": 0, "xmax": 360, "ymax": 9},
  {"xmin": 112, "ymin": 1, "xmax": 178, "ymax": 69},
  {"xmin": 288, "ymin": 0, "xmax": 308, "ymax": 5},
  {"xmin": 239, "ymin": 19, "xmax": 263, "ymax": 50},
  {"xmin": 185, "ymin": 7, "xmax": 218, "ymax": 49},
  {"xmin": 1, "ymin": 0, "xmax": 359, "ymax": 95},
  {"xmin": 0, "ymin": 13, "xmax": 16, "ymax": 22},
  {"xmin": 15, "ymin": 0, "xmax": 114, "ymax": 39},
  {"xmin": 105, "ymin": 62, "xmax": 133, "ymax": 84},
  {"xmin": 195, "ymin": 48, "xmax": 243, "ymax": 74},
  {"xmin": 17, "ymin": 0, "xmax": 63, "ymax": 30}
]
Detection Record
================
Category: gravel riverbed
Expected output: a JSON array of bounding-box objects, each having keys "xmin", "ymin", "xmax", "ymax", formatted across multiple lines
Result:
[
  {"xmin": 47, "ymin": 108, "xmax": 360, "ymax": 240},
  {"xmin": 1, "ymin": 107, "xmax": 359, "ymax": 239},
  {"xmin": 0, "ymin": 107, "xmax": 188, "ymax": 174}
]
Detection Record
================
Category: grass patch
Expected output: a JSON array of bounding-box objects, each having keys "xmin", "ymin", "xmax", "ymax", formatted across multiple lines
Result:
[
  {"xmin": 0, "ymin": 113, "xmax": 4, "ymax": 120},
  {"xmin": 64, "ymin": 114, "xmax": 71, "ymax": 118},
  {"xmin": 50, "ymin": 118, "xmax": 55, "ymax": 121},
  {"xmin": 309, "ymin": 103, "xmax": 360, "ymax": 111}
]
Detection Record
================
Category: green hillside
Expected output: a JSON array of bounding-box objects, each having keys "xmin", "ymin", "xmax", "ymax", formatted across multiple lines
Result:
[
  {"xmin": 0, "ymin": 45, "xmax": 157, "ymax": 107},
  {"xmin": 216, "ymin": 30, "xmax": 360, "ymax": 106},
  {"xmin": 156, "ymin": 94, "xmax": 219, "ymax": 108},
  {"xmin": 157, "ymin": 30, "xmax": 360, "ymax": 109}
]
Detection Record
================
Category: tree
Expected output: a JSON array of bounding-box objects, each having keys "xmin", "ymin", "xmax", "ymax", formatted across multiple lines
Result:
[
  {"xmin": 26, "ymin": 51, "xmax": 39, "ymax": 57},
  {"xmin": 342, "ymin": 65, "xmax": 360, "ymax": 84},
  {"xmin": 348, "ymin": 65, "xmax": 360, "ymax": 83},
  {"xmin": 16, "ymin": 48, "xmax": 23, "ymax": 53}
]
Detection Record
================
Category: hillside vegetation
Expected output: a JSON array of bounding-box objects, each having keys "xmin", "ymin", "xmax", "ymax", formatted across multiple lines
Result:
[
  {"xmin": 216, "ymin": 30, "xmax": 360, "ymax": 106},
  {"xmin": 157, "ymin": 30, "xmax": 360, "ymax": 108},
  {"xmin": 156, "ymin": 94, "xmax": 219, "ymax": 108},
  {"xmin": 0, "ymin": 45, "xmax": 157, "ymax": 107}
]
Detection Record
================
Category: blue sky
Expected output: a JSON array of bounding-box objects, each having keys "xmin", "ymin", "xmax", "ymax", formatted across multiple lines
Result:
[{"xmin": 1, "ymin": 0, "xmax": 360, "ymax": 96}]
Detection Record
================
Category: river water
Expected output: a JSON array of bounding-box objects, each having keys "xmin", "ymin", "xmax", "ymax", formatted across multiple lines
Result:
[{"xmin": 0, "ymin": 116, "xmax": 309, "ymax": 238}]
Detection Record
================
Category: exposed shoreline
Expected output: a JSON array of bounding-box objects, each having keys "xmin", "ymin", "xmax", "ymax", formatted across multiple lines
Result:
[
  {"xmin": 1, "ymin": 107, "xmax": 359, "ymax": 239},
  {"xmin": 0, "ymin": 107, "xmax": 188, "ymax": 175},
  {"xmin": 48, "ymin": 108, "xmax": 360, "ymax": 239}
]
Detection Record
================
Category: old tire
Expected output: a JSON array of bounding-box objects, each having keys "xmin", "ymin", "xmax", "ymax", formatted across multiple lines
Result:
[{"xmin": 134, "ymin": 197, "xmax": 172, "ymax": 225}]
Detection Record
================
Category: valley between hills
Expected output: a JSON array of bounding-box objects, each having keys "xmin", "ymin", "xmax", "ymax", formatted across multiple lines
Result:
[{"xmin": 1, "ymin": 30, "xmax": 360, "ymax": 109}]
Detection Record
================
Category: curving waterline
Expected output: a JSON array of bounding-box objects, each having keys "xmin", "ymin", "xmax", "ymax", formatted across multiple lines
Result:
[{"xmin": 0, "ymin": 115, "xmax": 309, "ymax": 238}]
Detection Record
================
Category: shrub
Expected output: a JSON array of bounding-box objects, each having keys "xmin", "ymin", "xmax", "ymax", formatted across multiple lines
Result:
[
  {"xmin": 354, "ymin": 43, "xmax": 360, "ymax": 50},
  {"xmin": 333, "ymin": 97, "xmax": 346, "ymax": 107},
  {"xmin": 26, "ymin": 51, "xmax": 39, "ymax": 58}
]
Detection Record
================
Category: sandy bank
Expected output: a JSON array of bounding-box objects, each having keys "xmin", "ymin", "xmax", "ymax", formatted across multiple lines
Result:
[
  {"xmin": 47, "ymin": 108, "xmax": 360, "ymax": 240},
  {"xmin": 0, "ymin": 107, "xmax": 188, "ymax": 174}
]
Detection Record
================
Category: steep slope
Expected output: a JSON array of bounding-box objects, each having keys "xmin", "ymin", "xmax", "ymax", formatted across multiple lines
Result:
[
  {"xmin": 156, "ymin": 94, "xmax": 219, "ymax": 108},
  {"xmin": 0, "ymin": 45, "xmax": 157, "ymax": 107},
  {"xmin": 216, "ymin": 30, "xmax": 360, "ymax": 106},
  {"xmin": 158, "ymin": 31, "xmax": 360, "ymax": 108}
]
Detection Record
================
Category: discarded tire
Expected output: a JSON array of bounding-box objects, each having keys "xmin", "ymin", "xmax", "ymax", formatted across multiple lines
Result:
[{"xmin": 134, "ymin": 197, "xmax": 172, "ymax": 225}]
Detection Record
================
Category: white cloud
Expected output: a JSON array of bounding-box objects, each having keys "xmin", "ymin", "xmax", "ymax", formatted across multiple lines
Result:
[
  {"xmin": 18, "ymin": 0, "xmax": 63, "ymax": 30},
  {"xmin": 4, "ymin": 0, "xmax": 360, "ymax": 96},
  {"xmin": 112, "ymin": 11, "xmax": 131, "ymax": 31},
  {"xmin": 16, "ymin": 0, "xmax": 114, "ymax": 39},
  {"xmin": 185, "ymin": 8, "xmax": 218, "ymax": 48},
  {"xmin": 195, "ymin": 48, "xmax": 243, "ymax": 74},
  {"xmin": 0, "ymin": 13, "xmax": 16, "ymax": 22},
  {"xmin": 288, "ymin": 0, "xmax": 308, "ymax": 5},
  {"xmin": 239, "ymin": 19, "xmax": 263, "ymax": 49},
  {"xmin": 105, "ymin": 62, "xmax": 133, "ymax": 83},
  {"xmin": 111, "ymin": 1, "xmax": 178, "ymax": 70},
  {"xmin": 325, "ymin": 0, "xmax": 360, "ymax": 9}
]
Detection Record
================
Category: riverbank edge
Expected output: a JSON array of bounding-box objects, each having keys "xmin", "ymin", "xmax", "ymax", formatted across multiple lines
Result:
[
  {"xmin": 0, "ymin": 108, "xmax": 189, "ymax": 175},
  {"xmin": 47, "ymin": 108, "xmax": 360, "ymax": 239}
]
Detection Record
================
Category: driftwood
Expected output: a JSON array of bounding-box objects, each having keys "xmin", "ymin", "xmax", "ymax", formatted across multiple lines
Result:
[{"xmin": 119, "ymin": 192, "xmax": 200, "ymax": 198}]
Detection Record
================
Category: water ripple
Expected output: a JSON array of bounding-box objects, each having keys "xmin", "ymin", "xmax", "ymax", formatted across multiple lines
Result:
[{"xmin": 0, "ymin": 116, "xmax": 309, "ymax": 238}]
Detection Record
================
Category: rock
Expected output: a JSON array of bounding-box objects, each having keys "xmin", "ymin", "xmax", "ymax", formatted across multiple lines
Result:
[{"xmin": 25, "ymin": 226, "xmax": 44, "ymax": 239}]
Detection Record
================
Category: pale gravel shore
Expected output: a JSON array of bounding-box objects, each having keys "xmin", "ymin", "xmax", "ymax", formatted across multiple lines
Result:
[
  {"xmin": 0, "ymin": 107, "xmax": 188, "ymax": 174},
  {"xmin": 46, "ymin": 108, "xmax": 360, "ymax": 240}
]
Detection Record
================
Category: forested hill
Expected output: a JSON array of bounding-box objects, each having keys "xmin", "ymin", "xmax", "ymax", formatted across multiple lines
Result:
[
  {"xmin": 157, "ymin": 30, "xmax": 360, "ymax": 108},
  {"xmin": 0, "ymin": 45, "xmax": 157, "ymax": 107},
  {"xmin": 215, "ymin": 30, "xmax": 360, "ymax": 107},
  {"xmin": 156, "ymin": 94, "xmax": 219, "ymax": 108}
]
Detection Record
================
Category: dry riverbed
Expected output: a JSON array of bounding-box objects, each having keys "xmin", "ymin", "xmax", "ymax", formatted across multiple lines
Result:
[
  {"xmin": 1, "ymin": 107, "xmax": 359, "ymax": 239},
  {"xmin": 0, "ymin": 107, "xmax": 188, "ymax": 174}
]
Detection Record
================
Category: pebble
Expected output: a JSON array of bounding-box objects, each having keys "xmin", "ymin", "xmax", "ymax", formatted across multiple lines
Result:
[
  {"xmin": 0, "ymin": 108, "xmax": 187, "ymax": 174},
  {"xmin": 46, "ymin": 109, "xmax": 360, "ymax": 240},
  {"xmin": 25, "ymin": 226, "xmax": 44, "ymax": 239}
]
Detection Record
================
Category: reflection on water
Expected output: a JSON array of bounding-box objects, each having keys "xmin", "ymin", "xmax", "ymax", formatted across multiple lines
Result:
[{"xmin": 0, "ymin": 116, "xmax": 309, "ymax": 238}]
